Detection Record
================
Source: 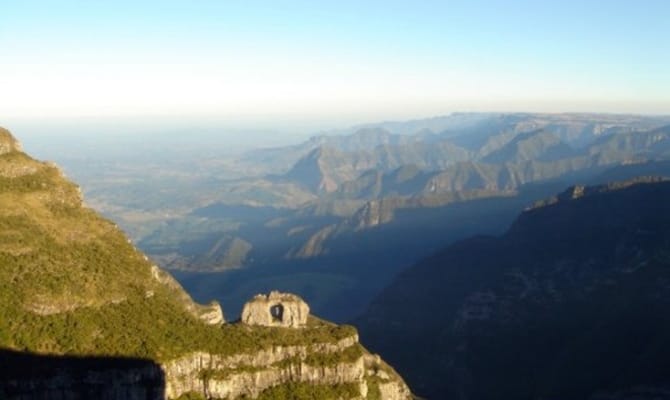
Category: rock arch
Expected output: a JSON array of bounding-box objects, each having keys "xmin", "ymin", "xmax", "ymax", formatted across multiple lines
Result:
[{"xmin": 241, "ymin": 291, "xmax": 309, "ymax": 328}]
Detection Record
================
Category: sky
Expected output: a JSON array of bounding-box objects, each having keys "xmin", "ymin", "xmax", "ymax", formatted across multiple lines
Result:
[{"xmin": 1, "ymin": 0, "xmax": 669, "ymax": 129}]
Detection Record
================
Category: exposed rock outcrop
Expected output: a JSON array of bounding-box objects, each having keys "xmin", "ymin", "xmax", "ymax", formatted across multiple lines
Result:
[
  {"xmin": 0, "ymin": 128, "xmax": 22, "ymax": 154},
  {"xmin": 151, "ymin": 265, "xmax": 225, "ymax": 325},
  {"xmin": 241, "ymin": 291, "xmax": 309, "ymax": 328},
  {"xmin": 163, "ymin": 334, "xmax": 411, "ymax": 400},
  {"xmin": 164, "ymin": 336, "xmax": 358, "ymax": 398}
]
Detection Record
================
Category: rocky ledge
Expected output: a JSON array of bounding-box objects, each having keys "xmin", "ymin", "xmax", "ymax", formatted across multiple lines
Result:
[{"xmin": 165, "ymin": 333, "xmax": 410, "ymax": 399}]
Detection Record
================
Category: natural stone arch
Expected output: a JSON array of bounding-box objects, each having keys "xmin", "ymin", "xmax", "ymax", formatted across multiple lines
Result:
[
  {"xmin": 270, "ymin": 303, "xmax": 284, "ymax": 322},
  {"xmin": 241, "ymin": 291, "xmax": 309, "ymax": 328}
]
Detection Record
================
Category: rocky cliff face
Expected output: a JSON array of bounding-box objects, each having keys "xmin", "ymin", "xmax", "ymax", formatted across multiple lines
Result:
[
  {"xmin": 1, "ymin": 332, "xmax": 410, "ymax": 400},
  {"xmin": 0, "ymin": 127, "xmax": 22, "ymax": 154},
  {"xmin": 0, "ymin": 128, "xmax": 412, "ymax": 400},
  {"xmin": 163, "ymin": 334, "xmax": 410, "ymax": 400}
]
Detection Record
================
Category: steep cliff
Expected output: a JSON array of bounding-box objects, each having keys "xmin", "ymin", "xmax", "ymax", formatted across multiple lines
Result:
[{"xmin": 0, "ymin": 127, "xmax": 411, "ymax": 399}]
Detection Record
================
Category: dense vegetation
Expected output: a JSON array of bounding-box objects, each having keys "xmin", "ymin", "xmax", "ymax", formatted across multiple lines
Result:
[{"xmin": 3, "ymin": 292, "xmax": 356, "ymax": 361}]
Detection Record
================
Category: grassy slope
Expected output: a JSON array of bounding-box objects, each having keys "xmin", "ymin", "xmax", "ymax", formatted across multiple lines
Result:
[{"xmin": 0, "ymin": 130, "xmax": 356, "ymax": 363}]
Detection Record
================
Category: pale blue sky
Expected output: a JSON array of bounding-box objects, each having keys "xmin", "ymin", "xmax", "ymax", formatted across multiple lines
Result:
[{"xmin": 1, "ymin": 0, "xmax": 669, "ymax": 125}]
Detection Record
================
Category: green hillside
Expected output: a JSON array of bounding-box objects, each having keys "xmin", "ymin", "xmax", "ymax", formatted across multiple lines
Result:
[
  {"xmin": 0, "ymin": 127, "xmax": 415, "ymax": 400},
  {"xmin": 0, "ymin": 127, "xmax": 360, "ymax": 364}
]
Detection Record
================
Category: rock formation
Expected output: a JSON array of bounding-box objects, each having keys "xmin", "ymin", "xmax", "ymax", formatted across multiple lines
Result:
[
  {"xmin": 241, "ymin": 291, "xmax": 310, "ymax": 328},
  {"xmin": 163, "ymin": 334, "xmax": 412, "ymax": 400},
  {"xmin": 0, "ymin": 127, "xmax": 22, "ymax": 154}
]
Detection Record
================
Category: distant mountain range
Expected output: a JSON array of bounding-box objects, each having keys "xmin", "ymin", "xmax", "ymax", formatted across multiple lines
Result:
[
  {"xmin": 127, "ymin": 113, "xmax": 670, "ymax": 320},
  {"xmin": 20, "ymin": 112, "xmax": 670, "ymax": 323},
  {"xmin": 143, "ymin": 114, "xmax": 670, "ymax": 266},
  {"xmin": 244, "ymin": 112, "xmax": 669, "ymax": 181},
  {"xmin": 279, "ymin": 119, "xmax": 670, "ymax": 196}
]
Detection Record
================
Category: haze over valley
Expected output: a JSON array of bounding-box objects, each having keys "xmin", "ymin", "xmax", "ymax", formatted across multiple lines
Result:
[{"xmin": 20, "ymin": 112, "xmax": 670, "ymax": 323}]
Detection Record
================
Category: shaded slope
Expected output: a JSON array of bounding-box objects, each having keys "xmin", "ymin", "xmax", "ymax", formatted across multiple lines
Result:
[
  {"xmin": 357, "ymin": 178, "xmax": 670, "ymax": 399},
  {"xmin": 0, "ymin": 349, "xmax": 165, "ymax": 399}
]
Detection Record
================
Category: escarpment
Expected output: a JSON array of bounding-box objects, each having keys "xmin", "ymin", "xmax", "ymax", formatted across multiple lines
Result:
[
  {"xmin": 0, "ymin": 128, "xmax": 411, "ymax": 399},
  {"xmin": 164, "ymin": 329, "xmax": 410, "ymax": 399}
]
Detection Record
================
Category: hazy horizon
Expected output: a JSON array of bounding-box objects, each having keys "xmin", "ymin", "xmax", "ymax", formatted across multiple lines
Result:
[{"xmin": 2, "ymin": 0, "xmax": 669, "ymax": 125}]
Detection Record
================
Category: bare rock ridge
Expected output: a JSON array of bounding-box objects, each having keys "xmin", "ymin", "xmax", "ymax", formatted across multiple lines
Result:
[
  {"xmin": 0, "ymin": 127, "xmax": 412, "ymax": 399},
  {"xmin": 150, "ymin": 264, "xmax": 225, "ymax": 325}
]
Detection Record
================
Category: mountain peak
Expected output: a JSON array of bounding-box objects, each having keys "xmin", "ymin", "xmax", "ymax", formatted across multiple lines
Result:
[{"xmin": 0, "ymin": 127, "xmax": 23, "ymax": 154}]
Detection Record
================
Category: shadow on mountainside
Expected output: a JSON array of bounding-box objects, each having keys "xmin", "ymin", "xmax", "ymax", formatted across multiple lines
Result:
[{"xmin": 0, "ymin": 348, "xmax": 165, "ymax": 400}]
